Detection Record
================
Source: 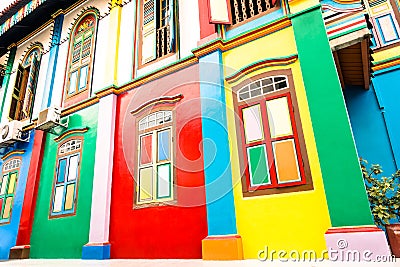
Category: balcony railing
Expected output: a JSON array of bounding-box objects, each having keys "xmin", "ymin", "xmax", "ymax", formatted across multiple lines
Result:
[
  {"xmin": 231, "ymin": 0, "xmax": 274, "ymax": 25},
  {"xmin": 157, "ymin": 25, "xmax": 171, "ymax": 58}
]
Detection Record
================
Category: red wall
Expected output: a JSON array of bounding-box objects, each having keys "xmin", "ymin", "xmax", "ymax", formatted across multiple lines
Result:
[{"xmin": 109, "ymin": 65, "xmax": 208, "ymax": 258}]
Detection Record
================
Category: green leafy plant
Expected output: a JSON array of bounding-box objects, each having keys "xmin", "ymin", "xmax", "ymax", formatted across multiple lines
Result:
[{"xmin": 360, "ymin": 158, "xmax": 400, "ymax": 226}]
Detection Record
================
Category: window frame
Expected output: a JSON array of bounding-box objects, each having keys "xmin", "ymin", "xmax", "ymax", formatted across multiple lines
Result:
[
  {"xmin": 232, "ymin": 69, "xmax": 313, "ymax": 197},
  {"xmin": 228, "ymin": 0, "xmax": 280, "ymax": 28},
  {"xmin": 9, "ymin": 47, "xmax": 41, "ymax": 121},
  {"xmin": 49, "ymin": 136, "xmax": 83, "ymax": 219},
  {"xmin": 64, "ymin": 12, "xmax": 98, "ymax": 106},
  {"xmin": 134, "ymin": 108, "xmax": 176, "ymax": 207},
  {"xmin": 138, "ymin": 0, "xmax": 176, "ymax": 68},
  {"xmin": 0, "ymin": 157, "xmax": 22, "ymax": 225}
]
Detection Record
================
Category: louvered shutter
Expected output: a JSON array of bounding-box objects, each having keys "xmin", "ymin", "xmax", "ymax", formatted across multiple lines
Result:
[
  {"xmin": 21, "ymin": 55, "xmax": 39, "ymax": 120},
  {"xmin": 167, "ymin": 0, "xmax": 175, "ymax": 53},
  {"xmin": 142, "ymin": 0, "xmax": 157, "ymax": 64}
]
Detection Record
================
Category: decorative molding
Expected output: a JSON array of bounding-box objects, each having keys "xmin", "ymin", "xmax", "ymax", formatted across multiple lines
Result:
[
  {"xmin": 47, "ymin": 16, "xmax": 291, "ymax": 118},
  {"xmin": 2, "ymin": 150, "xmax": 25, "ymax": 160},
  {"xmin": 54, "ymin": 127, "xmax": 89, "ymax": 142},
  {"xmin": 130, "ymin": 94, "xmax": 184, "ymax": 115},
  {"xmin": 225, "ymin": 54, "xmax": 298, "ymax": 84},
  {"xmin": 372, "ymin": 56, "xmax": 400, "ymax": 72}
]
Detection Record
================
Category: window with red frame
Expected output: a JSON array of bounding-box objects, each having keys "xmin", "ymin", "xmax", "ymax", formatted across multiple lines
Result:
[{"xmin": 237, "ymin": 75, "xmax": 307, "ymax": 191}]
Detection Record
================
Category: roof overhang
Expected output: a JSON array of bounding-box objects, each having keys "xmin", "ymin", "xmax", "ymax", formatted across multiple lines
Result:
[
  {"xmin": 0, "ymin": 0, "xmax": 82, "ymax": 57},
  {"xmin": 330, "ymin": 28, "xmax": 372, "ymax": 90}
]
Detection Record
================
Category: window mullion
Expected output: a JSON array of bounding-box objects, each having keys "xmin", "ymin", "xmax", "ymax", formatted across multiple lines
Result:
[
  {"xmin": 260, "ymin": 99, "xmax": 278, "ymax": 187},
  {"xmin": 152, "ymin": 130, "xmax": 157, "ymax": 200}
]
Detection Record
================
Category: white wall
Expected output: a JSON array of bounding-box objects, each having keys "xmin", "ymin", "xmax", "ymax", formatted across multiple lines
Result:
[
  {"xmin": 117, "ymin": 0, "xmax": 136, "ymax": 86},
  {"xmin": 50, "ymin": 41, "xmax": 68, "ymax": 107},
  {"xmin": 178, "ymin": 0, "xmax": 200, "ymax": 58}
]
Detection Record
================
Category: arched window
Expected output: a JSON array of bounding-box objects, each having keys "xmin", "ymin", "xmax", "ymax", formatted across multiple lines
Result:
[
  {"xmin": 136, "ymin": 110, "xmax": 174, "ymax": 204},
  {"xmin": 234, "ymin": 70, "xmax": 312, "ymax": 196},
  {"xmin": 9, "ymin": 47, "xmax": 41, "ymax": 121},
  {"xmin": 0, "ymin": 157, "xmax": 21, "ymax": 224},
  {"xmin": 65, "ymin": 13, "xmax": 97, "ymax": 105},
  {"xmin": 50, "ymin": 137, "xmax": 83, "ymax": 217}
]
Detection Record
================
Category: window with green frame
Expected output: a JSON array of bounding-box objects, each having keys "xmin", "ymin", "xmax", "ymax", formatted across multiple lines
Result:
[
  {"xmin": 50, "ymin": 138, "xmax": 82, "ymax": 218},
  {"xmin": 66, "ymin": 13, "xmax": 97, "ymax": 98},
  {"xmin": 136, "ymin": 110, "xmax": 173, "ymax": 204},
  {"xmin": 0, "ymin": 157, "xmax": 21, "ymax": 224}
]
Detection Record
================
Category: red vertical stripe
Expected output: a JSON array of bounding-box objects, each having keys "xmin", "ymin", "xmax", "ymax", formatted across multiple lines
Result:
[{"xmin": 16, "ymin": 131, "xmax": 46, "ymax": 245}]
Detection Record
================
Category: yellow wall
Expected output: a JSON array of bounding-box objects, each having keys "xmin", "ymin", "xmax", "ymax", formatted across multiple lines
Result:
[{"xmin": 223, "ymin": 27, "xmax": 332, "ymax": 259}]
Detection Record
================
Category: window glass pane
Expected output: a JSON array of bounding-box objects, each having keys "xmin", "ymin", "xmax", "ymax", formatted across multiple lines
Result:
[
  {"xmin": 53, "ymin": 186, "xmax": 64, "ymax": 212},
  {"xmin": 266, "ymin": 97, "xmax": 293, "ymax": 138},
  {"xmin": 140, "ymin": 135, "xmax": 152, "ymax": 165},
  {"xmin": 273, "ymin": 139, "xmax": 301, "ymax": 183},
  {"xmin": 3, "ymin": 197, "xmax": 13, "ymax": 219},
  {"xmin": 377, "ymin": 14, "xmax": 399, "ymax": 42},
  {"xmin": 139, "ymin": 167, "xmax": 153, "ymax": 202},
  {"xmin": 242, "ymin": 105, "xmax": 264, "ymax": 143},
  {"xmin": 158, "ymin": 130, "xmax": 170, "ymax": 161},
  {"xmin": 247, "ymin": 145, "xmax": 270, "ymax": 186},
  {"xmin": 67, "ymin": 155, "xmax": 79, "ymax": 182},
  {"xmin": 0, "ymin": 198, "xmax": 3, "ymax": 216},
  {"xmin": 0, "ymin": 175, "xmax": 8, "ymax": 195},
  {"xmin": 64, "ymin": 184, "xmax": 75, "ymax": 210},
  {"xmin": 79, "ymin": 65, "xmax": 89, "ymax": 91},
  {"xmin": 7, "ymin": 173, "xmax": 17, "ymax": 194},
  {"xmin": 57, "ymin": 159, "xmax": 67, "ymax": 183},
  {"xmin": 157, "ymin": 163, "xmax": 171, "ymax": 198},
  {"xmin": 69, "ymin": 71, "xmax": 78, "ymax": 95}
]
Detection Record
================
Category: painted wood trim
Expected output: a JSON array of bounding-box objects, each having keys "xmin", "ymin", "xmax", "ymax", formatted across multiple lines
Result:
[
  {"xmin": 1, "ymin": 150, "xmax": 25, "ymax": 161},
  {"xmin": 53, "ymin": 127, "xmax": 89, "ymax": 142},
  {"xmin": 372, "ymin": 55, "xmax": 400, "ymax": 71},
  {"xmin": 130, "ymin": 94, "xmax": 183, "ymax": 115},
  {"xmin": 225, "ymin": 54, "xmax": 298, "ymax": 84}
]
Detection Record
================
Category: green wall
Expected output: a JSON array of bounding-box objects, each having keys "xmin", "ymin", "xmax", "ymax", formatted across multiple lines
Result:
[
  {"xmin": 291, "ymin": 6, "xmax": 374, "ymax": 226},
  {"xmin": 30, "ymin": 105, "xmax": 98, "ymax": 258}
]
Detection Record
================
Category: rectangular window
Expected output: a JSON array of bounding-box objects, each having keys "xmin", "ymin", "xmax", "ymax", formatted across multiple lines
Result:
[
  {"xmin": 376, "ymin": 13, "xmax": 400, "ymax": 43},
  {"xmin": 137, "ymin": 118, "xmax": 173, "ymax": 204},
  {"xmin": 238, "ymin": 86, "xmax": 310, "ymax": 194},
  {"xmin": 0, "ymin": 171, "xmax": 18, "ymax": 224},
  {"xmin": 78, "ymin": 65, "xmax": 88, "ymax": 91},
  {"xmin": 50, "ymin": 153, "xmax": 80, "ymax": 217},
  {"xmin": 141, "ymin": 0, "xmax": 175, "ymax": 64},
  {"xmin": 69, "ymin": 71, "xmax": 78, "ymax": 95}
]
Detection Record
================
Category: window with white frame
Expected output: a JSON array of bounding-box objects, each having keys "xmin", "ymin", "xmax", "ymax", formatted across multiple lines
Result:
[
  {"xmin": 136, "ymin": 110, "xmax": 173, "ymax": 204},
  {"xmin": 141, "ymin": 0, "xmax": 176, "ymax": 64},
  {"xmin": 50, "ymin": 138, "xmax": 82, "ymax": 217}
]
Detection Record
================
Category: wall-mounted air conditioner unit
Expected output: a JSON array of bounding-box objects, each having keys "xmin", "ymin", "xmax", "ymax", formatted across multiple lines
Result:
[
  {"xmin": 0, "ymin": 120, "xmax": 25, "ymax": 147},
  {"xmin": 35, "ymin": 107, "xmax": 67, "ymax": 131}
]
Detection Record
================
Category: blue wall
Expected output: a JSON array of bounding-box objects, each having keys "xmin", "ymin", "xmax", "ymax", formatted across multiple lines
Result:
[
  {"xmin": 0, "ymin": 133, "xmax": 35, "ymax": 259},
  {"xmin": 344, "ymin": 77, "xmax": 399, "ymax": 177}
]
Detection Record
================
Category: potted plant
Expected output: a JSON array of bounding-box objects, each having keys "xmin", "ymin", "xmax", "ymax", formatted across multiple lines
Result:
[{"xmin": 360, "ymin": 158, "xmax": 400, "ymax": 256}]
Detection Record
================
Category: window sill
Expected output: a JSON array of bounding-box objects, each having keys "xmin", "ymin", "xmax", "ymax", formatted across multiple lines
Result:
[{"xmin": 133, "ymin": 199, "xmax": 177, "ymax": 209}]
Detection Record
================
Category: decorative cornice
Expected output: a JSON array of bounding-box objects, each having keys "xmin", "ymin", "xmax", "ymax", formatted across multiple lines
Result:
[
  {"xmin": 2, "ymin": 149, "xmax": 25, "ymax": 160},
  {"xmin": 130, "ymin": 94, "xmax": 184, "ymax": 115},
  {"xmin": 54, "ymin": 127, "xmax": 89, "ymax": 142},
  {"xmin": 192, "ymin": 17, "xmax": 292, "ymax": 58},
  {"xmin": 57, "ymin": 16, "xmax": 292, "ymax": 118},
  {"xmin": 372, "ymin": 56, "xmax": 400, "ymax": 72},
  {"xmin": 61, "ymin": 97, "xmax": 100, "ymax": 117},
  {"xmin": 225, "ymin": 54, "xmax": 298, "ymax": 84}
]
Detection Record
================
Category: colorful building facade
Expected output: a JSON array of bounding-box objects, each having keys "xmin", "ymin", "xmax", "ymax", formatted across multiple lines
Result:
[{"xmin": 0, "ymin": 0, "xmax": 396, "ymax": 261}]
